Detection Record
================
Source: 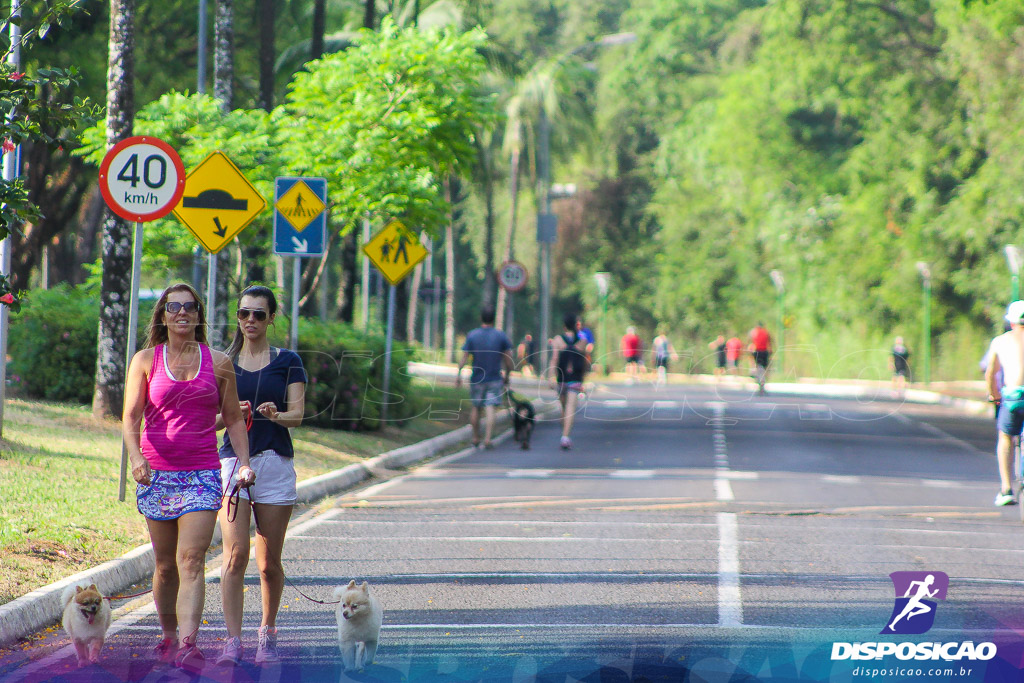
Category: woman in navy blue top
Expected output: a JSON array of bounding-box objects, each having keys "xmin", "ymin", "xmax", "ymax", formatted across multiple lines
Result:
[{"xmin": 215, "ymin": 285, "xmax": 306, "ymax": 666}]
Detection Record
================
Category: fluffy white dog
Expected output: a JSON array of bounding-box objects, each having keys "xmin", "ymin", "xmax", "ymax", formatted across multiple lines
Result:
[
  {"xmin": 334, "ymin": 580, "xmax": 382, "ymax": 671},
  {"xmin": 61, "ymin": 583, "xmax": 112, "ymax": 667}
]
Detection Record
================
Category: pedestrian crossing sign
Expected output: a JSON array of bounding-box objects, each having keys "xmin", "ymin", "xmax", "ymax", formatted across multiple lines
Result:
[
  {"xmin": 275, "ymin": 180, "xmax": 326, "ymax": 233},
  {"xmin": 362, "ymin": 220, "xmax": 429, "ymax": 286}
]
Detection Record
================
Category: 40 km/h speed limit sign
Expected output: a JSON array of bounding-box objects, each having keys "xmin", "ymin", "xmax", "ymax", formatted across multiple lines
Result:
[
  {"xmin": 99, "ymin": 136, "xmax": 186, "ymax": 223},
  {"xmin": 498, "ymin": 260, "xmax": 529, "ymax": 292},
  {"xmin": 97, "ymin": 135, "xmax": 186, "ymax": 504}
]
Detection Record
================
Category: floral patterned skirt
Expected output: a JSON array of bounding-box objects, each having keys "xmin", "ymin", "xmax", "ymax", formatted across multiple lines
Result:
[{"xmin": 136, "ymin": 469, "xmax": 222, "ymax": 521}]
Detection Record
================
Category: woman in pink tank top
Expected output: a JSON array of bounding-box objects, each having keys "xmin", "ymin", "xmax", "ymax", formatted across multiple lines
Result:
[{"xmin": 123, "ymin": 283, "xmax": 254, "ymax": 672}]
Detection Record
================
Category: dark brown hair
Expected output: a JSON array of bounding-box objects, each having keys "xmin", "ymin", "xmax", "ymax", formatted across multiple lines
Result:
[
  {"xmin": 144, "ymin": 283, "xmax": 208, "ymax": 349},
  {"xmin": 225, "ymin": 285, "xmax": 278, "ymax": 359}
]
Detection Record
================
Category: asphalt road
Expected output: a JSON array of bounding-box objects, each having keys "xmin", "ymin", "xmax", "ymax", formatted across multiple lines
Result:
[{"xmin": 3, "ymin": 380, "xmax": 1023, "ymax": 683}]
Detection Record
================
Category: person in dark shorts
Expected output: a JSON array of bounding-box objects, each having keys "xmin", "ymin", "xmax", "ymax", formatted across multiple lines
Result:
[
  {"xmin": 517, "ymin": 333, "xmax": 537, "ymax": 376},
  {"xmin": 550, "ymin": 313, "xmax": 590, "ymax": 450},
  {"xmin": 457, "ymin": 307, "xmax": 513, "ymax": 448},
  {"xmin": 890, "ymin": 336, "xmax": 910, "ymax": 395},
  {"xmin": 709, "ymin": 335, "xmax": 727, "ymax": 378},
  {"xmin": 621, "ymin": 327, "xmax": 642, "ymax": 380},
  {"xmin": 748, "ymin": 322, "xmax": 772, "ymax": 394}
]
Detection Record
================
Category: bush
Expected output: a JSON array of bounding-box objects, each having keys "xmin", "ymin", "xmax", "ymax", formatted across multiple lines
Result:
[
  {"xmin": 271, "ymin": 318, "xmax": 420, "ymax": 431},
  {"xmin": 8, "ymin": 285, "xmax": 99, "ymax": 403}
]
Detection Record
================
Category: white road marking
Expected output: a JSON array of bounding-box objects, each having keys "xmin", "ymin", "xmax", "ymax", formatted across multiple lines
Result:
[
  {"xmin": 287, "ymin": 535, "xmax": 711, "ymax": 543},
  {"xmin": 922, "ymin": 479, "xmax": 963, "ymax": 488},
  {"xmin": 604, "ymin": 399, "xmax": 629, "ymax": 407},
  {"xmin": 609, "ymin": 470, "xmax": 656, "ymax": 479},
  {"xmin": 507, "ymin": 469, "xmax": 553, "ymax": 478},
  {"xmin": 653, "ymin": 401, "xmax": 679, "ymax": 409},
  {"xmin": 714, "ymin": 479, "xmax": 734, "ymax": 501},
  {"xmin": 717, "ymin": 512, "xmax": 742, "ymax": 627},
  {"xmin": 822, "ymin": 475, "xmax": 862, "ymax": 485}
]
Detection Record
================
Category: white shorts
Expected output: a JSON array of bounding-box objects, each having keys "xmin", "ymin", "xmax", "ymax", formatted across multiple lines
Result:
[{"xmin": 220, "ymin": 450, "xmax": 297, "ymax": 506}]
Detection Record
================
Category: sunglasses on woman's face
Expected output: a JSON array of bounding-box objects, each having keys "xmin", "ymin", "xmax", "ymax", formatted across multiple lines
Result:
[
  {"xmin": 165, "ymin": 301, "xmax": 199, "ymax": 314},
  {"xmin": 237, "ymin": 308, "xmax": 268, "ymax": 322}
]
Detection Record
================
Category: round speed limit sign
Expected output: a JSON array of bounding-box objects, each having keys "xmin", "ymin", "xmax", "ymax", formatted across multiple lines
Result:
[
  {"xmin": 498, "ymin": 260, "xmax": 529, "ymax": 292},
  {"xmin": 98, "ymin": 136, "xmax": 186, "ymax": 222}
]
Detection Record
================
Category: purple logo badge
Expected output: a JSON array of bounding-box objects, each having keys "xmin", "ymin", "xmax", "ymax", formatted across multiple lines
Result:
[{"xmin": 881, "ymin": 571, "xmax": 949, "ymax": 635}]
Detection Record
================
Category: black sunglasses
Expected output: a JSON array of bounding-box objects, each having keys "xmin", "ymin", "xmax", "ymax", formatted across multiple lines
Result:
[
  {"xmin": 237, "ymin": 308, "xmax": 268, "ymax": 322},
  {"xmin": 165, "ymin": 301, "xmax": 199, "ymax": 314}
]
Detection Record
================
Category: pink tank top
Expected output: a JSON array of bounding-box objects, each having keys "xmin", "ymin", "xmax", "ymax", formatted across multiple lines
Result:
[{"xmin": 140, "ymin": 343, "xmax": 221, "ymax": 471}]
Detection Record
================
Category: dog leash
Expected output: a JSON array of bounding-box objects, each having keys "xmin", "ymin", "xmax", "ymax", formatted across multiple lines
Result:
[{"xmin": 231, "ymin": 408, "xmax": 341, "ymax": 606}]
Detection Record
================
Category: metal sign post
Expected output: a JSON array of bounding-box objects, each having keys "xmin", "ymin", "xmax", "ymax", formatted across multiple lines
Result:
[
  {"xmin": 361, "ymin": 221, "xmax": 429, "ymax": 424},
  {"xmin": 382, "ymin": 284, "xmax": 397, "ymax": 423},
  {"xmin": 291, "ymin": 257, "xmax": 301, "ymax": 350},
  {"xmin": 98, "ymin": 136, "xmax": 186, "ymax": 501},
  {"xmin": 272, "ymin": 176, "xmax": 328, "ymax": 352}
]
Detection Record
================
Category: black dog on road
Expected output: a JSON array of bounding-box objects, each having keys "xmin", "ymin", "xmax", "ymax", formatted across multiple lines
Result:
[{"xmin": 508, "ymin": 392, "xmax": 535, "ymax": 450}]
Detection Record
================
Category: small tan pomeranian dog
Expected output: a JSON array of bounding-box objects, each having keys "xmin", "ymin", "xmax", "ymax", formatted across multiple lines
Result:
[
  {"xmin": 61, "ymin": 583, "xmax": 112, "ymax": 667},
  {"xmin": 334, "ymin": 580, "xmax": 382, "ymax": 671}
]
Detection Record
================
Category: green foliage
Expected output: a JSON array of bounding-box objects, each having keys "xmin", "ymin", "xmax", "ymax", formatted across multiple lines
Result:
[
  {"xmin": 281, "ymin": 317, "xmax": 420, "ymax": 431},
  {"xmin": 0, "ymin": 1, "xmax": 98, "ymax": 242},
  {"xmin": 8, "ymin": 285, "xmax": 98, "ymax": 403},
  {"xmin": 76, "ymin": 21, "xmax": 496, "ymax": 277}
]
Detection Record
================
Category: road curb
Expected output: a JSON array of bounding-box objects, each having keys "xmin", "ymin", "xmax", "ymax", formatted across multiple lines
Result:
[{"xmin": 0, "ymin": 414, "xmax": 511, "ymax": 649}]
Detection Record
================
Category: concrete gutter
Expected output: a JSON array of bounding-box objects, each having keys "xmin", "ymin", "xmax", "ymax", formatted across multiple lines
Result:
[{"xmin": 0, "ymin": 414, "xmax": 512, "ymax": 648}]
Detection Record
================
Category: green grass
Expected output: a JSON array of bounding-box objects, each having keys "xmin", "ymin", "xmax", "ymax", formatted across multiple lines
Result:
[{"xmin": 0, "ymin": 380, "xmax": 470, "ymax": 605}]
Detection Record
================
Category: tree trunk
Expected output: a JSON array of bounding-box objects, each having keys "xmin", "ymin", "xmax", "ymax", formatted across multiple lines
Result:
[
  {"xmin": 257, "ymin": 0, "xmax": 275, "ymax": 111},
  {"xmin": 495, "ymin": 145, "xmax": 521, "ymax": 330},
  {"xmin": 311, "ymin": 0, "xmax": 326, "ymax": 59},
  {"xmin": 444, "ymin": 178, "xmax": 458, "ymax": 362},
  {"xmin": 406, "ymin": 260, "xmax": 422, "ymax": 342},
  {"xmin": 363, "ymin": 0, "xmax": 375, "ymax": 30},
  {"xmin": 92, "ymin": 0, "xmax": 135, "ymax": 420},
  {"xmin": 338, "ymin": 228, "xmax": 357, "ymax": 322},
  {"xmin": 209, "ymin": 0, "xmax": 234, "ymax": 348},
  {"xmin": 482, "ymin": 141, "xmax": 495, "ymax": 309}
]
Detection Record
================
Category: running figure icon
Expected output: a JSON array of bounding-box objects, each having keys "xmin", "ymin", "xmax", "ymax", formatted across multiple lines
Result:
[
  {"xmin": 887, "ymin": 574, "xmax": 938, "ymax": 631},
  {"xmin": 881, "ymin": 570, "xmax": 948, "ymax": 635}
]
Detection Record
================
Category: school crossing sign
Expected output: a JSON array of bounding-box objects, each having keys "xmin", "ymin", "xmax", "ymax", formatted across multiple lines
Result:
[{"xmin": 362, "ymin": 220, "xmax": 428, "ymax": 285}]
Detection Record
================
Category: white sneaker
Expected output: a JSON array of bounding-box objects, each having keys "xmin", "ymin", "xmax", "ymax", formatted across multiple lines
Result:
[
  {"xmin": 994, "ymin": 490, "xmax": 1017, "ymax": 506},
  {"xmin": 215, "ymin": 637, "xmax": 242, "ymax": 666},
  {"xmin": 255, "ymin": 626, "xmax": 280, "ymax": 665}
]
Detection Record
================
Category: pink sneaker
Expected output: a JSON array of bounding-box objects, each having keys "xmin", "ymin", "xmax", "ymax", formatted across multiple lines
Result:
[
  {"xmin": 153, "ymin": 637, "xmax": 177, "ymax": 665},
  {"xmin": 174, "ymin": 639, "xmax": 205, "ymax": 673},
  {"xmin": 560, "ymin": 436, "xmax": 572, "ymax": 450}
]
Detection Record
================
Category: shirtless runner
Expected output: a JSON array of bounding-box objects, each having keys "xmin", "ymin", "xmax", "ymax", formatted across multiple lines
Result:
[{"xmin": 984, "ymin": 300, "xmax": 1024, "ymax": 506}]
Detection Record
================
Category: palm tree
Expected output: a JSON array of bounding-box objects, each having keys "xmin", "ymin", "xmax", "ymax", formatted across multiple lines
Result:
[
  {"xmin": 92, "ymin": 0, "xmax": 136, "ymax": 419},
  {"xmin": 493, "ymin": 53, "xmax": 593, "ymax": 338}
]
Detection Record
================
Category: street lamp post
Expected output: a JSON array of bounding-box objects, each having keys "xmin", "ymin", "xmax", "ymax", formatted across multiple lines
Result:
[
  {"xmin": 916, "ymin": 262, "xmax": 931, "ymax": 385},
  {"xmin": 594, "ymin": 272, "xmax": 610, "ymax": 374},
  {"xmin": 769, "ymin": 270, "xmax": 784, "ymax": 377},
  {"xmin": 1005, "ymin": 245, "xmax": 1020, "ymax": 303},
  {"xmin": 535, "ymin": 32, "xmax": 636, "ymax": 372}
]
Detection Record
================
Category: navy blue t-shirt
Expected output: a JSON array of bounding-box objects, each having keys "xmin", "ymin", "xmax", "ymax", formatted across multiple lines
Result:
[
  {"xmin": 220, "ymin": 348, "xmax": 307, "ymax": 459},
  {"xmin": 462, "ymin": 326, "xmax": 512, "ymax": 384}
]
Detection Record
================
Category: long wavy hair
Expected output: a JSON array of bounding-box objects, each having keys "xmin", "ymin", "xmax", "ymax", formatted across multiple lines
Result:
[
  {"xmin": 225, "ymin": 285, "xmax": 278, "ymax": 359},
  {"xmin": 144, "ymin": 283, "xmax": 208, "ymax": 349}
]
